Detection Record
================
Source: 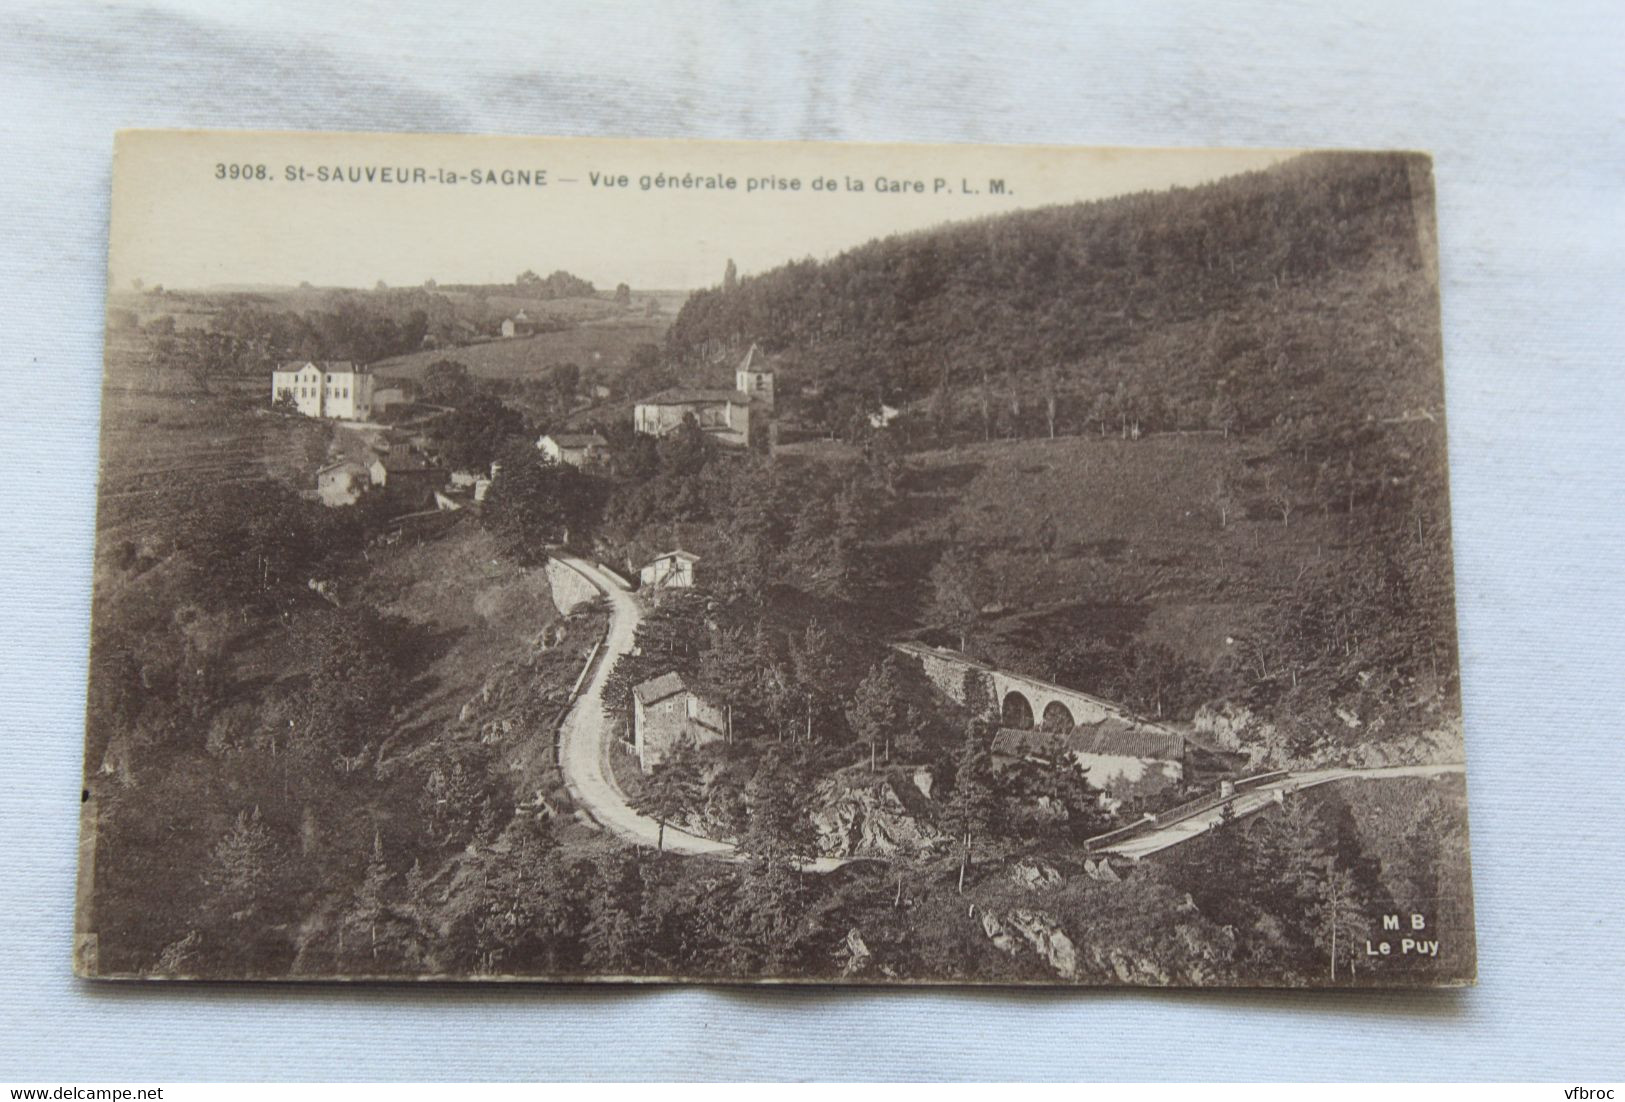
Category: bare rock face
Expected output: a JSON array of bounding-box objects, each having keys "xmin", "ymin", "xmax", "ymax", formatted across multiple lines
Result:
[
  {"xmin": 839, "ymin": 928, "xmax": 872, "ymax": 977},
  {"xmin": 980, "ymin": 910, "xmax": 1021, "ymax": 956},
  {"xmin": 812, "ymin": 775, "xmax": 948, "ymax": 857},
  {"xmin": 1007, "ymin": 909, "xmax": 1079, "ymax": 980},
  {"xmin": 1008, "ymin": 857, "xmax": 1063, "ymax": 891},
  {"xmin": 911, "ymin": 767, "xmax": 935, "ymax": 800}
]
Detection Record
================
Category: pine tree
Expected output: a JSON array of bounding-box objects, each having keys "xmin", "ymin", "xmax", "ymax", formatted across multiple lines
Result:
[
  {"xmin": 946, "ymin": 726, "xmax": 998, "ymax": 893},
  {"xmin": 633, "ymin": 740, "xmax": 702, "ymax": 850},
  {"xmin": 846, "ymin": 656, "xmax": 908, "ymax": 771},
  {"xmin": 929, "ymin": 547, "xmax": 991, "ymax": 650},
  {"xmin": 352, "ymin": 831, "xmax": 391, "ymax": 959},
  {"xmin": 695, "ymin": 623, "xmax": 760, "ymax": 742},
  {"xmin": 211, "ymin": 806, "xmax": 275, "ymax": 912},
  {"xmin": 583, "ymin": 849, "xmax": 643, "ymax": 972},
  {"xmin": 790, "ymin": 620, "xmax": 843, "ymax": 743}
]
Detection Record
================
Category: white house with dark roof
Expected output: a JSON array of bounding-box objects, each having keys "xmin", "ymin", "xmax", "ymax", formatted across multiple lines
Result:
[
  {"xmin": 537, "ymin": 432, "xmax": 610, "ymax": 468},
  {"xmin": 634, "ymin": 386, "xmax": 754, "ymax": 446},
  {"xmin": 631, "ymin": 671, "xmax": 725, "ymax": 771},
  {"xmin": 272, "ymin": 361, "xmax": 375, "ymax": 421}
]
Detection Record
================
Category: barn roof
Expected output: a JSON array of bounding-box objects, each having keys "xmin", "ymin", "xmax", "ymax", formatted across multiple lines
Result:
[
  {"xmin": 276, "ymin": 360, "xmax": 363, "ymax": 374},
  {"xmin": 633, "ymin": 671, "xmax": 688, "ymax": 706},
  {"xmin": 638, "ymin": 387, "xmax": 750, "ymax": 406},
  {"xmin": 994, "ymin": 722, "xmax": 1185, "ymax": 764},
  {"xmin": 543, "ymin": 433, "xmax": 608, "ymax": 448},
  {"xmin": 375, "ymin": 444, "xmax": 432, "ymax": 472}
]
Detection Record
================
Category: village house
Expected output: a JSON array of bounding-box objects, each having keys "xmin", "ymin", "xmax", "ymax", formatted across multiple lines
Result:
[
  {"xmin": 315, "ymin": 458, "xmax": 370, "ymax": 507},
  {"xmin": 993, "ymin": 721, "xmax": 1187, "ymax": 803},
  {"xmin": 631, "ymin": 671, "xmax": 725, "ymax": 772},
  {"xmin": 634, "ymin": 387, "xmax": 755, "ymax": 447},
  {"xmin": 500, "ymin": 311, "xmax": 536, "ymax": 339},
  {"xmin": 631, "ymin": 344, "xmax": 776, "ymax": 448},
  {"xmin": 639, "ymin": 549, "xmax": 699, "ymax": 591},
  {"xmin": 368, "ymin": 444, "xmax": 443, "ymax": 508},
  {"xmin": 271, "ymin": 361, "xmax": 375, "ymax": 421},
  {"xmin": 537, "ymin": 432, "xmax": 611, "ymax": 468}
]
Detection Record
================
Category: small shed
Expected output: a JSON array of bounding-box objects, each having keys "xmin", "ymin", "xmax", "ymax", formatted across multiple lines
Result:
[{"xmin": 639, "ymin": 549, "xmax": 700, "ymax": 591}]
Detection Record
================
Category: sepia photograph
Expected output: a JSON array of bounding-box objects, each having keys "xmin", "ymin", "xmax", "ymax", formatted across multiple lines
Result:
[{"xmin": 77, "ymin": 130, "xmax": 1474, "ymax": 986}]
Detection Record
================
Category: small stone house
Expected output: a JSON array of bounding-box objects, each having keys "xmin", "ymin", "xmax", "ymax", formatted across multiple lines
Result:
[
  {"xmin": 368, "ymin": 445, "xmax": 443, "ymax": 507},
  {"xmin": 639, "ymin": 549, "xmax": 699, "ymax": 591},
  {"xmin": 632, "ymin": 671, "xmax": 724, "ymax": 772},
  {"xmin": 537, "ymin": 432, "xmax": 610, "ymax": 468}
]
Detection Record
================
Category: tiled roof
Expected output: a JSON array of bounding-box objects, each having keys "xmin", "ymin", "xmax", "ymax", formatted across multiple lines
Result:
[
  {"xmin": 376, "ymin": 445, "xmax": 432, "ymax": 472},
  {"xmin": 649, "ymin": 549, "xmax": 700, "ymax": 564},
  {"xmin": 633, "ymin": 671, "xmax": 687, "ymax": 706},
  {"xmin": 276, "ymin": 360, "xmax": 363, "ymax": 374},
  {"xmin": 638, "ymin": 388, "xmax": 750, "ymax": 406},
  {"xmin": 544, "ymin": 433, "xmax": 608, "ymax": 448}
]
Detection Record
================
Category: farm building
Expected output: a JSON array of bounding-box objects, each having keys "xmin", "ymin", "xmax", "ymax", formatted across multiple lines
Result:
[
  {"xmin": 634, "ymin": 387, "xmax": 755, "ymax": 447},
  {"xmin": 993, "ymin": 722, "xmax": 1186, "ymax": 802},
  {"xmin": 368, "ymin": 444, "xmax": 443, "ymax": 507},
  {"xmin": 639, "ymin": 549, "xmax": 699, "ymax": 591},
  {"xmin": 537, "ymin": 432, "xmax": 610, "ymax": 468},
  {"xmin": 631, "ymin": 671, "xmax": 725, "ymax": 772},
  {"xmin": 500, "ymin": 311, "xmax": 536, "ymax": 338},
  {"xmin": 271, "ymin": 361, "xmax": 375, "ymax": 421},
  {"xmin": 315, "ymin": 459, "xmax": 370, "ymax": 507},
  {"xmin": 371, "ymin": 385, "xmax": 409, "ymax": 415}
]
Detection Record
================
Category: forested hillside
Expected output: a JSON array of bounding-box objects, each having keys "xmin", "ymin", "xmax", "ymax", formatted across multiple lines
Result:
[
  {"xmin": 662, "ymin": 150, "xmax": 1460, "ymax": 764},
  {"xmin": 669, "ymin": 152, "xmax": 1440, "ymax": 436}
]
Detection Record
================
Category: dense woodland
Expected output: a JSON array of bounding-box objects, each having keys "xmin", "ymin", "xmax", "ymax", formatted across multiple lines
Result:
[{"xmin": 82, "ymin": 151, "xmax": 1472, "ymax": 984}]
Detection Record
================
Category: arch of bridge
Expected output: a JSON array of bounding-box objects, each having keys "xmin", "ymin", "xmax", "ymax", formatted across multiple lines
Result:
[{"xmin": 989, "ymin": 669, "xmax": 1117, "ymax": 730}]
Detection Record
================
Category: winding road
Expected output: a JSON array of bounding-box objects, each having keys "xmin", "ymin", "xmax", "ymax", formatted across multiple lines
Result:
[
  {"xmin": 550, "ymin": 554, "xmax": 850, "ymax": 871},
  {"xmin": 551, "ymin": 553, "xmax": 1465, "ymax": 871},
  {"xmin": 1098, "ymin": 762, "xmax": 1468, "ymax": 860},
  {"xmin": 551, "ymin": 554, "xmax": 737, "ymax": 858}
]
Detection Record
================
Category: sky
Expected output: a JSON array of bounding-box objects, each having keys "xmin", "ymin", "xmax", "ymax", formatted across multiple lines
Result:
[{"xmin": 110, "ymin": 132, "xmax": 1296, "ymax": 292}]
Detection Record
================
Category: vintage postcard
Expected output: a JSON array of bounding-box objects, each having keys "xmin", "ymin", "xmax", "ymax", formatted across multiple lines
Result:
[{"xmin": 78, "ymin": 130, "xmax": 1474, "ymax": 985}]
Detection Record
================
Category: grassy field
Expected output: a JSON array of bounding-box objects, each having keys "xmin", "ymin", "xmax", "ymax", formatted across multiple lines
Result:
[
  {"xmin": 373, "ymin": 314, "xmax": 670, "ymax": 382},
  {"xmin": 92, "ymin": 338, "xmax": 333, "ymax": 548},
  {"xmin": 887, "ymin": 432, "xmax": 1345, "ymax": 673},
  {"xmin": 349, "ymin": 524, "xmax": 564, "ymax": 749}
]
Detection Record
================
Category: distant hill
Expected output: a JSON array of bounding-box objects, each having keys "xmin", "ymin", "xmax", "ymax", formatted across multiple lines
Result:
[{"xmin": 666, "ymin": 151, "xmax": 1442, "ymax": 442}]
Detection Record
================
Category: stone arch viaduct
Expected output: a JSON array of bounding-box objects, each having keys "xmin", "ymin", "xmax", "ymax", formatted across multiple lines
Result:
[{"xmin": 889, "ymin": 641, "xmax": 1168, "ymax": 735}]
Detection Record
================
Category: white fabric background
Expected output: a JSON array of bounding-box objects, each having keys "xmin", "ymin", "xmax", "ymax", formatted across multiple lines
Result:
[{"xmin": 1, "ymin": 0, "xmax": 1621, "ymax": 1082}]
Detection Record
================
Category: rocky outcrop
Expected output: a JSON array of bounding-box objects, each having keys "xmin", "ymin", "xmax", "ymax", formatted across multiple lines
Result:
[
  {"xmin": 1008, "ymin": 909, "xmax": 1079, "ymax": 980},
  {"xmin": 1008, "ymin": 857, "xmax": 1063, "ymax": 891},
  {"xmin": 812, "ymin": 774, "xmax": 948, "ymax": 858},
  {"xmin": 838, "ymin": 928, "xmax": 872, "ymax": 977},
  {"xmin": 1196, "ymin": 700, "xmax": 1466, "ymax": 770},
  {"xmin": 980, "ymin": 907, "xmax": 1079, "ymax": 980}
]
